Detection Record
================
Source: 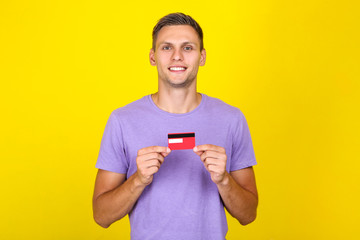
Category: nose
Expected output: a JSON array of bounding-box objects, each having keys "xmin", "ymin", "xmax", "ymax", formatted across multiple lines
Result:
[{"xmin": 172, "ymin": 48, "xmax": 183, "ymax": 61}]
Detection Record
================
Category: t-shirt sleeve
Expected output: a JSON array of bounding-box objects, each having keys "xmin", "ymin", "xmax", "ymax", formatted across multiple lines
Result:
[
  {"xmin": 230, "ymin": 110, "xmax": 257, "ymax": 171},
  {"xmin": 95, "ymin": 111, "xmax": 128, "ymax": 174}
]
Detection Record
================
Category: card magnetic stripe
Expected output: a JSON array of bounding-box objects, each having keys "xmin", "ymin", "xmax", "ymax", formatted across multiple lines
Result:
[{"xmin": 168, "ymin": 133, "xmax": 195, "ymax": 138}]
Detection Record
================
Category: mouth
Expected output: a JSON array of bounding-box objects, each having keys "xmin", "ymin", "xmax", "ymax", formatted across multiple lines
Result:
[{"xmin": 168, "ymin": 66, "xmax": 187, "ymax": 72}]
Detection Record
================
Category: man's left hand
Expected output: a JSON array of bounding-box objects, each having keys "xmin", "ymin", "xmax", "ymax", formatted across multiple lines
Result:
[{"xmin": 193, "ymin": 144, "xmax": 228, "ymax": 184}]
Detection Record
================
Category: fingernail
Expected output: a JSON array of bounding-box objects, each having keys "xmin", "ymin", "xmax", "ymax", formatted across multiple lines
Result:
[
  {"xmin": 167, "ymin": 147, "xmax": 171, "ymax": 153},
  {"xmin": 193, "ymin": 146, "xmax": 197, "ymax": 152}
]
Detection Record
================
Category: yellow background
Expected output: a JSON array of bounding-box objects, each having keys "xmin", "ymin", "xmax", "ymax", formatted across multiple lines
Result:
[{"xmin": 1, "ymin": 0, "xmax": 359, "ymax": 239}]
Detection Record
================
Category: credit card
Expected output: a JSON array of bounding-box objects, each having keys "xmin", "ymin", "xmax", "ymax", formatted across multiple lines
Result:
[{"xmin": 168, "ymin": 132, "xmax": 195, "ymax": 150}]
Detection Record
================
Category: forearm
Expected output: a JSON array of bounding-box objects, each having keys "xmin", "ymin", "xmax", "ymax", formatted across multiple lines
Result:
[
  {"xmin": 93, "ymin": 172, "xmax": 146, "ymax": 228},
  {"xmin": 217, "ymin": 172, "xmax": 258, "ymax": 225}
]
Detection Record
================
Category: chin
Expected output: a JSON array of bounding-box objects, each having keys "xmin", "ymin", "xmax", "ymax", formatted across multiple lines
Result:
[
  {"xmin": 167, "ymin": 80, "xmax": 191, "ymax": 88},
  {"xmin": 166, "ymin": 78, "xmax": 195, "ymax": 89}
]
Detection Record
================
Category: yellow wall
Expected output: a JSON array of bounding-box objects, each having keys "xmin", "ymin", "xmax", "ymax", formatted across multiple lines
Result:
[{"xmin": 1, "ymin": 0, "xmax": 359, "ymax": 239}]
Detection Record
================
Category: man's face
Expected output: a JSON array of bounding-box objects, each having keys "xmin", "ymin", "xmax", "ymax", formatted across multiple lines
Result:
[{"xmin": 150, "ymin": 25, "xmax": 206, "ymax": 88}]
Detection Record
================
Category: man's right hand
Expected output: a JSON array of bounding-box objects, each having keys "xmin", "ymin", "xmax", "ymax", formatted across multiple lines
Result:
[
  {"xmin": 136, "ymin": 146, "xmax": 171, "ymax": 186},
  {"xmin": 93, "ymin": 146, "xmax": 171, "ymax": 228}
]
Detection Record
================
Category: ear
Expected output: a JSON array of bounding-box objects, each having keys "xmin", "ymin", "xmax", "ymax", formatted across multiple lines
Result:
[
  {"xmin": 149, "ymin": 48, "xmax": 156, "ymax": 66},
  {"xmin": 199, "ymin": 49, "xmax": 206, "ymax": 66}
]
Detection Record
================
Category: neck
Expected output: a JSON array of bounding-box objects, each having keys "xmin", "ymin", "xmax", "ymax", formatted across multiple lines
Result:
[{"xmin": 151, "ymin": 87, "xmax": 202, "ymax": 114}]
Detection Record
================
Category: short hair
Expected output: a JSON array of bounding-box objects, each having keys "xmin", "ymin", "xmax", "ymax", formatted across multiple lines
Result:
[{"xmin": 152, "ymin": 12, "xmax": 204, "ymax": 51}]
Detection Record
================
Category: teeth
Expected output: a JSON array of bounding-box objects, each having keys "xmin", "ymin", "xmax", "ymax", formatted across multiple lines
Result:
[{"xmin": 170, "ymin": 67, "xmax": 186, "ymax": 71}]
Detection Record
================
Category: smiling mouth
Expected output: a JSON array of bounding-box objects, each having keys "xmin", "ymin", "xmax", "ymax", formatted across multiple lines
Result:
[{"xmin": 168, "ymin": 66, "xmax": 187, "ymax": 72}]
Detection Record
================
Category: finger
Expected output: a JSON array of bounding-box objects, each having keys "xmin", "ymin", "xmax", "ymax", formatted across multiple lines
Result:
[
  {"xmin": 143, "ymin": 159, "xmax": 162, "ymax": 169},
  {"xmin": 194, "ymin": 144, "xmax": 225, "ymax": 153},
  {"xmin": 138, "ymin": 146, "xmax": 171, "ymax": 156},
  {"xmin": 160, "ymin": 151, "xmax": 171, "ymax": 158},
  {"xmin": 203, "ymin": 158, "xmax": 223, "ymax": 170},
  {"xmin": 193, "ymin": 149, "xmax": 204, "ymax": 156},
  {"xmin": 199, "ymin": 150, "xmax": 224, "ymax": 162},
  {"xmin": 138, "ymin": 152, "xmax": 165, "ymax": 164},
  {"xmin": 139, "ymin": 165, "xmax": 160, "ymax": 179},
  {"xmin": 203, "ymin": 159, "xmax": 223, "ymax": 174},
  {"xmin": 147, "ymin": 166, "xmax": 161, "ymax": 175},
  {"xmin": 207, "ymin": 164, "xmax": 221, "ymax": 173},
  {"xmin": 203, "ymin": 157, "xmax": 222, "ymax": 167},
  {"xmin": 138, "ymin": 160, "xmax": 161, "ymax": 176}
]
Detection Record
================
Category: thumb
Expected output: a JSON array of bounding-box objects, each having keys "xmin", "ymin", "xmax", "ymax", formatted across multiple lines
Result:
[{"xmin": 193, "ymin": 146, "xmax": 204, "ymax": 156}]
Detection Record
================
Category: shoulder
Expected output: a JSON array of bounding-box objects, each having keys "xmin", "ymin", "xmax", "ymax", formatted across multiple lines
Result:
[
  {"xmin": 111, "ymin": 95, "xmax": 151, "ymax": 120},
  {"xmin": 204, "ymin": 94, "xmax": 245, "ymax": 121}
]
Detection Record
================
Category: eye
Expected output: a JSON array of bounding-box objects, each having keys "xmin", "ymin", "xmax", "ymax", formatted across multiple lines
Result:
[
  {"xmin": 184, "ymin": 46, "xmax": 193, "ymax": 51},
  {"xmin": 162, "ymin": 46, "xmax": 171, "ymax": 50}
]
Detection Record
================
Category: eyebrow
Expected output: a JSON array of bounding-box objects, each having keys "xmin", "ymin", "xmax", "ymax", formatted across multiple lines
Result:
[{"xmin": 158, "ymin": 41, "xmax": 197, "ymax": 46}]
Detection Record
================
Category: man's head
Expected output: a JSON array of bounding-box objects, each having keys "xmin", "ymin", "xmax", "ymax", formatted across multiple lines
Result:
[
  {"xmin": 150, "ymin": 13, "xmax": 206, "ymax": 89},
  {"xmin": 152, "ymin": 13, "xmax": 204, "ymax": 52}
]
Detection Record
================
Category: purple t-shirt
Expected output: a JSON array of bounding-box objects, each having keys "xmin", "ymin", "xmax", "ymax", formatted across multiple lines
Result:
[{"xmin": 96, "ymin": 93, "xmax": 256, "ymax": 240}]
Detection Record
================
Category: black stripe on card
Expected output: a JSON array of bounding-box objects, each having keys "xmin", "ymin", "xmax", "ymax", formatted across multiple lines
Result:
[{"xmin": 168, "ymin": 133, "xmax": 195, "ymax": 138}]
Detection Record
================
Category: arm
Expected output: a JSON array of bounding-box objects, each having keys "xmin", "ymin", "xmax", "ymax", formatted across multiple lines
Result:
[
  {"xmin": 217, "ymin": 167, "xmax": 258, "ymax": 225},
  {"xmin": 92, "ymin": 170, "xmax": 145, "ymax": 228},
  {"xmin": 193, "ymin": 144, "xmax": 258, "ymax": 225},
  {"xmin": 92, "ymin": 146, "xmax": 171, "ymax": 228}
]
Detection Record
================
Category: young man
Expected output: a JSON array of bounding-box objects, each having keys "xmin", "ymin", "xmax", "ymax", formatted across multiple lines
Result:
[{"xmin": 93, "ymin": 13, "xmax": 258, "ymax": 240}]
